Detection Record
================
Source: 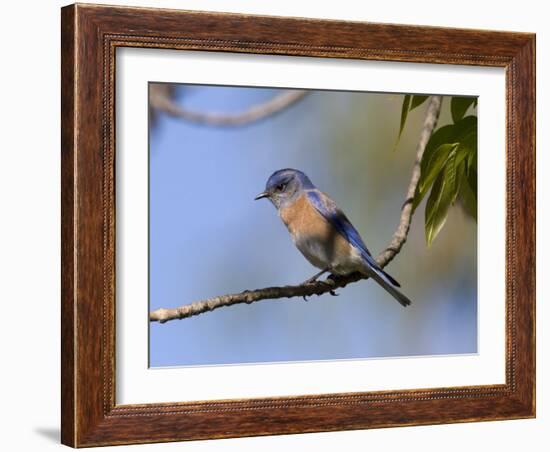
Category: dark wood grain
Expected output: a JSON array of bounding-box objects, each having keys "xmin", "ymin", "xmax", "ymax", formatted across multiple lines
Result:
[
  {"xmin": 60, "ymin": 5, "xmax": 76, "ymax": 446},
  {"xmin": 61, "ymin": 3, "xmax": 536, "ymax": 447}
]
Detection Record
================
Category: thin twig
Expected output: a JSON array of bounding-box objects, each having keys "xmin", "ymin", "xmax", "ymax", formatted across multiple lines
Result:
[
  {"xmin": 149, "ymin": 84, "xmax": 308, "ymax": 126},
  {"xmin": 150, "ymin": 96, "xmax": 443, "ymax": 323}
]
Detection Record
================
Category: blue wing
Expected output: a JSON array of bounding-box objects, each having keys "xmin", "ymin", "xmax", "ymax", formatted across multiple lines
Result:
[{"xmin": 306, "ymin": 189, "xmax": 400, "ymax": 288}]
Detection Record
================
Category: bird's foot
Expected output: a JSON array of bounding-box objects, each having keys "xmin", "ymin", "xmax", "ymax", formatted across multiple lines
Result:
[
  {"xmin": 301, "ymin": 268, "xmax": 329, "ymax": 285},
  {"xmin": 301, "ymin": 270, "xmax": 342, "ymax": 299},
  {"xmin": 326, "ymin": 273, "xmax": 343, "ymax": 284},
  {"xmin": 324, "ymin": 273, "xmax": 343, "ymax": 296}
]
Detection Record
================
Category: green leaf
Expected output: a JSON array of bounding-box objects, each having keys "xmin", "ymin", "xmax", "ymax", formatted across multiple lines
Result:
[
  {"xmin": 467, "ymin": 159, "xmax": 477, "ymax": 192},
  {"xmin": 414, "ymin": 143, "xmax": 458, "ymax": 209},
  {"xmin": 425, "ymin": 173, "xmax": 446, "ymax": 246},
  {"xmin": 456, "ymin": 123, "xmax": 477, "ymax": 173},
  {"xmin": 420, "ymin": 125, "xmax": 456, "ymax": 172},
  {"xmin": 451, "ymin": 97, "xmax": 476, "ymax": 123},
  {"xmin": 467, "ymin": 136, "xmax": 478, "ymax": 175},
  {"xmin": 414, "ymin": 113, "xmax": 478, "ymax": 244},
  {"xmin": 444, "ymin": 149, "xmax": 460, "ymax": 200},
  {"xmin": 398, "ymin": 94, "xmax": 412, "ymax": 140},
  {"xmin": 458, "ymin": 161, "xmax": 477, "ymax": 220},
  {"xmin": 455, "ymin": 143, "xmax": 469, "ymax": 167},
  {"xmin": 455, "ymin": 133, "xmax": 476, "ymax": 168},
  {"xmin": 396, "ymin": 95, "xmax": 431, "ymax": 149},
  {"xmin": 425, "ymin": 150, "xmax": 460, "ymax": 246},
  {"xmin": 413, "ymin": 116, "xmax": 476, "ymax": 210},
  {"xmin": 421, "ymin": 116, "xmax": 477, "ymax": 177},
  {"xmin": 420, "ymin": 143, "xmax": 457, "ymax": 193},
  {"xmin": 410, "ymin": 95, "xmax": 429, "ymax": 110}
]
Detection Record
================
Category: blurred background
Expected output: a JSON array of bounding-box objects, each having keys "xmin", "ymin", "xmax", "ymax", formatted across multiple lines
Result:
[{"xmin": 148, "ymin": 84, "xmax": 477, "ymax": 367}]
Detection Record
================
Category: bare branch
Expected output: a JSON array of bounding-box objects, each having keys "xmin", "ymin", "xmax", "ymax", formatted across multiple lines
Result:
[
  {"xmin": 150, "ymin": 96, "xmax": 443, "ymax": 323},
  {"xmin": 376, "ymin": 95, "xmax": 442, "ymax": 265},
  {"xmin": 149, "ymin": 84, "xmax": 307, "ymax": 126}
]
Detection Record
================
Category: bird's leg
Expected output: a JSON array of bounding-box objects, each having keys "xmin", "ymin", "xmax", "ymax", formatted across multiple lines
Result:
[
  {"xmin": 301, "ymin": 268, "xmax": 329, "ymax": 285},
  {"xmin": 301, "ymin": 268, "xmax": 331, "ymax": 301}
]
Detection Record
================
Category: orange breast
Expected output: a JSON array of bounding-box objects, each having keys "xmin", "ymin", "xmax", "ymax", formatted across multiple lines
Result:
[{"xmin": 279, "ymin": 194, "xmax": 354, "ymax": 266}]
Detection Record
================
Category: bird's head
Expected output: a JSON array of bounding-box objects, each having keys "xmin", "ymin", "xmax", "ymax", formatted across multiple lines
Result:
[{"xmin": 255, "ymin": 168, "xmax": 314, "ymax": 209}]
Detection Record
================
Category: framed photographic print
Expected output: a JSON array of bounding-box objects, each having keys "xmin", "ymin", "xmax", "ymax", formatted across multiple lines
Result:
[{"xmin": 61, "ymin": 3, "xmax": 535, "ymax": 447}]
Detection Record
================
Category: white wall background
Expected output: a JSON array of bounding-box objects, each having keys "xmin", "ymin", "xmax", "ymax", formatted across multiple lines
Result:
[{"xmin": 0, "ymin": 1, "xmax": 545, "ymax": 451}]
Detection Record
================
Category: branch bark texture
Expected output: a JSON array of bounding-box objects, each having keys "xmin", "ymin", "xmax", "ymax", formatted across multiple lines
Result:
[
  {"xmin": 149, "ymin": 84, "xmax": 307, "ymax": 126},
  {"xmin": 150, "ymin": 96, "xmax": 443, "ymax": 323}
]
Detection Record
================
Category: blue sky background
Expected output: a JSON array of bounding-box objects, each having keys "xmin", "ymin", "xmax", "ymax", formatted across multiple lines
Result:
[{"xmin": 148, "ymin": 84, "xmax": 477, "ymax": 367}]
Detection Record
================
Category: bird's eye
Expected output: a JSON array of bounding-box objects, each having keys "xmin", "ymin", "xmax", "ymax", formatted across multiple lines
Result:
[{"xmin": 276, "ymin": 183, "xmax": 286, "ymax": 192}]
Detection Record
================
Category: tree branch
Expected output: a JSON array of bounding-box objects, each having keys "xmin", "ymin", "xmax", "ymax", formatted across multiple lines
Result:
[
  {"xmin": 150, "ymin": 96, "xmax": 443, "ymax": 323},
  {"xmin": 149, "ymin": 84, "xmax": 307, "ymax": 126}
]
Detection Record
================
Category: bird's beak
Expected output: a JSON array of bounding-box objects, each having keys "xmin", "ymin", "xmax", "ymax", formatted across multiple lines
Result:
[{"xmin": 254, "ymin": 191, "xmax": 270, "ymax": 201}]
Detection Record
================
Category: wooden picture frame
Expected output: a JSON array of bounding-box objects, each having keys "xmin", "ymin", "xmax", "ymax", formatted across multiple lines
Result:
[{"xmin": 61, "ymin": 3, "xmax": 535, "ymax": 447}]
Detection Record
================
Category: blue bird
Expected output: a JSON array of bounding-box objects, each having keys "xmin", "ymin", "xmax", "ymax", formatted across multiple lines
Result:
[{"xmin": 255, "ymin": 168, "xmax": 411, "ymax": 307}]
